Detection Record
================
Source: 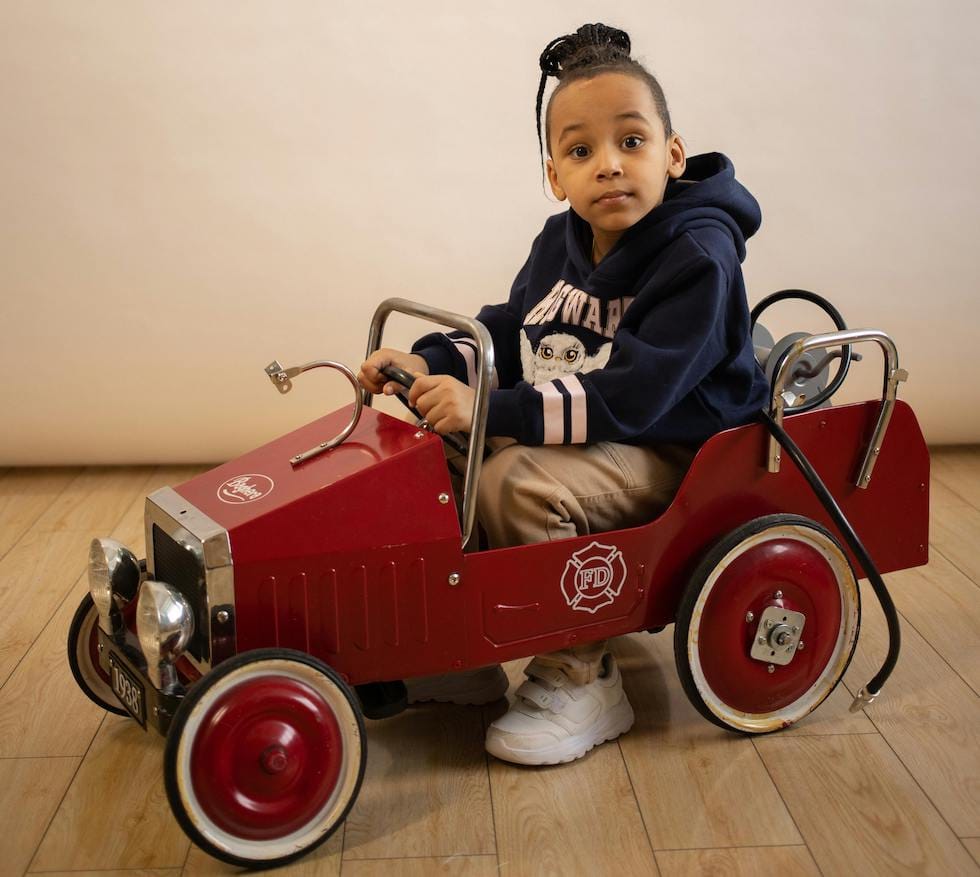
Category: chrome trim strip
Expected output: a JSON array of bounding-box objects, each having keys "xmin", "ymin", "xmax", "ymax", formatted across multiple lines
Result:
[
  {"xmin": 767, "ymin": 328, "xmax": 908, "ymax": 488},
  {"xmin": 364, "ymin": 298, "xmax": 494, "ymax": 549},
  {"xmin": 145, "ymin": 486, "xmax": 236, "ymax": 672}
]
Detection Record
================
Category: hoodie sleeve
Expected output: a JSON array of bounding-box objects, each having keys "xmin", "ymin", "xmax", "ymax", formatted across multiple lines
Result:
[
  {"xmin": 410, "ymin": 243, "xmax": 535, "ymax": 390},
  {"xmin": 485, "ymin": 253, "xmax": 733, "ymax": 444}
]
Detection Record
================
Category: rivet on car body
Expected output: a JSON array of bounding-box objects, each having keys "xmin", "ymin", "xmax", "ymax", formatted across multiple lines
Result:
[
  {"xmin": 216, "ymin": 610, "xmax": 230, "ymax": 624},
  {"xmin": 438, "ymin": 493, "xmax": 450, "ymax": 504},
  {"xmin": 448, "ymin": 573, "xmax": 460, "ymax": 586},
  {"xmin": 745, "ymin": 611, "xmax": 754, "ymax": 622},
  {"xmin": 767, "ymin": 664, "xmax": 775, "ymax": 674}
]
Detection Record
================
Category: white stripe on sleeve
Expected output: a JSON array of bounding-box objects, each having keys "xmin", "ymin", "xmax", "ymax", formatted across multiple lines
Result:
[
  {"xmin": 452, "ymin": 338, "xmax": 478, "ymax": 387},
  {"xmin": 536, "ymin": 380, "xmax": 566, "ymax": 443},
  {"xmin": 558, "ymin": 374, "xmax": 587, "ymax": 443},
  {"xmin": 451, "ymin": 337, "xmax": 499, "ymax": 389}
]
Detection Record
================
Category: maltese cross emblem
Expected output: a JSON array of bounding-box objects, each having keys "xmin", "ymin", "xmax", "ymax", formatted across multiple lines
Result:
[{"xmin": 560, "ymin": 541, "xmax": 627, "ymax": 613}]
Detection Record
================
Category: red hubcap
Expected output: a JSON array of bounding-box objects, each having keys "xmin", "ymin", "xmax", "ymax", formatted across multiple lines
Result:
[
  {"xmin": 191, "ymin": 676, "xmax": 343, "ymax": 840},
  {"xmin": 697, "ymin": 537, "xmax": 844, "ymax": 714}
]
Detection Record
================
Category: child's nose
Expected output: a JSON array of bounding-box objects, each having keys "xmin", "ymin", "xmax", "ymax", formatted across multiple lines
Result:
[{"xmin": 595, "ymin": 147, "xmax": 623, "ymax": 178}]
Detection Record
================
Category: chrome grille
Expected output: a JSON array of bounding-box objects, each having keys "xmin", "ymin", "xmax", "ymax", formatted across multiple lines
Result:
[{"xmin": 152, "ymin": 524, "xmax": 208, "ymax": 661}]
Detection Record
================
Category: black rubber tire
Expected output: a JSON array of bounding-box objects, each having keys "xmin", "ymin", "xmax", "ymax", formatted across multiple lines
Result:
[
  {"xmin": 163, "ymin": 648, "xmax": 367, "ymax": 870},
  {"xmin": 673, "ymin": 514, "xmax": 861, "ymax": 735},
  {"xmin": 66, "ymin": 594, "xmax": 129, "ymax": 716}
]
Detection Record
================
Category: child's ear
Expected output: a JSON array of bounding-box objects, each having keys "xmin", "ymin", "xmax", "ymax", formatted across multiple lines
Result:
[
  {"xmin": 667, "ymin": 133, "xmax": 687, "ymax": 179},
  {"xmin": 546, "ymin": 159, "xmax": 566, "ymax": 201}
]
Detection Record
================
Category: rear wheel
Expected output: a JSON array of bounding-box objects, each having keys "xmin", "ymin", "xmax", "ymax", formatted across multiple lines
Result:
[
  {"xmin": 66, "ymin": 594, "xmax": 128, "ymax": 716},
  {"xmin": 674, "ymin": 514, "xmax": 860, "ymax": 733},
  {"xmin": 164, "ymin": 649, "xmax": 366, "ymax": 868}
]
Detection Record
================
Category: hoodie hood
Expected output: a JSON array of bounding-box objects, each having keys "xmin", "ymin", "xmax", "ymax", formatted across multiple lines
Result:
[{"xmin": 566, "ymin": 152, "xmax": 761, "ymax": 281}]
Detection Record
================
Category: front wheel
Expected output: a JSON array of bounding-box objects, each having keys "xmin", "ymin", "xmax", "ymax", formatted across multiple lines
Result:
[
  {"xmin": 674, "ymin": 514, "xmax": 861, "ymax": 733},
  {"xmin": 66, "ymin": 594, "xmax": 128, "ymax": 716},
  {"xmin": 163, "ymin": 649, "xmax": 366, "ymax": 868}
]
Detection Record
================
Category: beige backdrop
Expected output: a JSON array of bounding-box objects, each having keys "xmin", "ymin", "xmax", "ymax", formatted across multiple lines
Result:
[{"xmin": 2, "ymin": 0, "xmax": 978, "ymax": 465}]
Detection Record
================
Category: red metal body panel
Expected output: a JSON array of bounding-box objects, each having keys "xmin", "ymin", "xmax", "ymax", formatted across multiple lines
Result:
[
  {"xmin": 170, "ymin": 399, "xmax": 927, "ymax": 685},
  {"xmin": 175, "ymin": 406, "xmax": 468, "ymax": 683},
  {"xmin": 460, "ymin": 399, "xmax": 928, "ymax": 670}
]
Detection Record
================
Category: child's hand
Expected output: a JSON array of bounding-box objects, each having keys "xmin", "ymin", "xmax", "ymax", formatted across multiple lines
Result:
[
  {"xmin": 408, "ymin": 374, "xmax": 475, "ymax": 434},
  {"xmin": 358, "ymin": 348, "xmax": 429, "ymax": 395}
]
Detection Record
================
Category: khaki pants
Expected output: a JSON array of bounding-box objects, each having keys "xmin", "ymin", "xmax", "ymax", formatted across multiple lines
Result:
[{"xmin": 450, "ymin": 437, "xmax": 695, "ymax": 683}]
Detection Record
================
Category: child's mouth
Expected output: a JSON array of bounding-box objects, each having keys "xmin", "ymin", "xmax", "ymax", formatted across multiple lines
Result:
[{"xmin": 597, "ymin": 191, "xmax": 630, "ymax": 205}]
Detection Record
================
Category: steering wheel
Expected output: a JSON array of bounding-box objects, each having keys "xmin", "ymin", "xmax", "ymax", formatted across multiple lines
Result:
[
  {"xmin": 750, "ymin": 289, "xmax": 853, "ymax": 414},
  {"xmin": 381, "ymin": 366, "xmax": 472, "ymax": 458}
]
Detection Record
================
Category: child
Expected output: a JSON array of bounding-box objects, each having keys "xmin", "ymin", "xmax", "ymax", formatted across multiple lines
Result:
[{"xmin": 359, "ymin": 23, "xmax": 769, "ymax": 765}]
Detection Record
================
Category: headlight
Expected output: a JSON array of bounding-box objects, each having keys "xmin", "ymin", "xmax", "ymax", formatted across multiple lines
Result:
[
  {"xmin": 88, "ymin": 538, "xmax": 141, "ymax": 623},
  {"xmin": 137, "ymin": 580, "xmax": 194, "ymax": 689}
]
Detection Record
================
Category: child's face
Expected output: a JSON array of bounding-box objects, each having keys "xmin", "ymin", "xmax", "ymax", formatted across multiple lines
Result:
[{"xmin": 546, "ymin": 72, "xmax": 686, "ymax": 252}]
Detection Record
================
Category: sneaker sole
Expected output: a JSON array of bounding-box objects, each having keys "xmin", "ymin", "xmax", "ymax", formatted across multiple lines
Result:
[{"xmin": 485, "ymin": 697, "xmax": 635, "ymax": 765}]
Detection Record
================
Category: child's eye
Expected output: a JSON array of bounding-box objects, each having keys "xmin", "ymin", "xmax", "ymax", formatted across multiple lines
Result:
[
  {"xmin": 569, "ymin": 145, "xmax": 589, "ymax": 159},
  {"xmin": 623, "ymin": 135, "xmax": 644, "ymax": 149}
]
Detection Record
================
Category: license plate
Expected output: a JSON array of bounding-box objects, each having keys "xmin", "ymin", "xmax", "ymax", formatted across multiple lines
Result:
[{"xmin": 109, "ymin": 653, "xmax": 146, "ymax": 727}]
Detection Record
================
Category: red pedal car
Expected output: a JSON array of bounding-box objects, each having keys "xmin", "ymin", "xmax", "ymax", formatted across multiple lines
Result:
[{"xmin": 68, "ymin": 296, "xmax": 928, "ymax": 868}]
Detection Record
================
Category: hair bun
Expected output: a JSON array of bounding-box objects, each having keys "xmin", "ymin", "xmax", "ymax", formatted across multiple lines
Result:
[{"xmin": 539, "ymin": 23, "xmax": 631, "ymax": 79}]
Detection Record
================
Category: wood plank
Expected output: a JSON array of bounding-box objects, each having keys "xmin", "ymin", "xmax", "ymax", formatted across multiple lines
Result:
[
  {"xmin": 655, "ymin": 846, "xmax": 820, "ymax": 877},
  {"xmin": 488, "ymin": 733, "xmax": 656, "ymax": 876},
  {"xmin": 342, "ymin": 855, "xmax": 499, "ymax": 877},
  {"xmin": 30, "ymin": 716, "xmax": 190, "ymax": 871},
  {"xmin": 964, "ymin": 838, "xmax": 980, "ymax": 868},
  {"xmin": 0, "ymin": 467, "xmax": 156, "ymax": 686},
  {"xmin": 845, "ymin": 586, "xmax": 980, "ymax": 836},
  {"xmin": 32, "ymin": 871, "xmax": 182, "ymax": 877},
  {"xmin": 33, "ymin": 466, "xmax": 158, "ymax": 536},
  {"xmin": 0, "ymin": 467, "xmax": 81, "ymax": 559},
  {"xmin": 343, "ymin": 705, "xmax": 494, "ymax": 860},
  {"xmin": 931, "ymin": 447, "xmax": 980, "ymax": 510},
  {"xmin": 613, "ymin": 632, "xmax": 802, "ymax": 850},
  {"xmin": 0, "ymin": 756, "xmax": 80, "ymax": 877},
  {"xmin": 0, "ymin": 467, "xmax": 203, "ymax": 758},
  {"xmin": 0, "ymin": 575, "xmax": 103, "ymax": 758},
  {"xmin": 182, "ymin": 829, "xmax": 342, "ymax": 875},
  {"xmin": 929, "ymin": 476, "xmax": 980, "ymax": 588},
  {"xmin": 883, "ymin": 552, "xmax": 980, "ymax": 695},
  {"xmin": 755, "ymin": 734, "xmax": 977, "ymax": 875}
]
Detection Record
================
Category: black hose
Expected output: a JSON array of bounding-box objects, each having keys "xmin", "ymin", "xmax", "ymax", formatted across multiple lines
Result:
[{"xmin": 760, "ymin": 410, "xmax": 901, "ymax": 698}]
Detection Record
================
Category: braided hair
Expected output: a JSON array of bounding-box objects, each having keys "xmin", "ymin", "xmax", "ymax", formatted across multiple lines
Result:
[{"xmin": 536, "ymin": 23, "xmax": 672, "ymax": 165}]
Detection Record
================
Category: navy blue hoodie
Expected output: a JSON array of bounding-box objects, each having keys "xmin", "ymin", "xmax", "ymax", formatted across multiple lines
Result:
[{"xmin": 414, "ymin": 152, "xmax": 769, "ymax": 447}]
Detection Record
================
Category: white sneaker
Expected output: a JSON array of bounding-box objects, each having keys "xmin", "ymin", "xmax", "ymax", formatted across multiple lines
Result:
[
  {"xmin": 405, "ymin": 664, "xmax": 509, "ymax": 705},
  {"xmin": 485, "ymin": 652, "xmax": 634, "ymax": 765}
]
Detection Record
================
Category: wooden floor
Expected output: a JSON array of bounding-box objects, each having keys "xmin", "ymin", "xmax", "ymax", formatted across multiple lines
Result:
[{"xmin": 0, "ymin": 450, "xmax": 978, "ymax": 876}]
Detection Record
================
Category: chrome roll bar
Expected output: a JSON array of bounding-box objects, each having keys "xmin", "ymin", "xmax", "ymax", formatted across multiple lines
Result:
[
  {"xmin": 768, "ymin": 329, "xmax": 908, "ymax": 489},
  {"xmin": 365, "ymin": 298, "xmax": 495, "ymax": 548}
]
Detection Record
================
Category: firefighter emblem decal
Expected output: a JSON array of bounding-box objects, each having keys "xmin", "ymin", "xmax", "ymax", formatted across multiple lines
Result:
[{"xmin": 560, "ymin": 541, "xmax": 627, "ymax": 613}]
